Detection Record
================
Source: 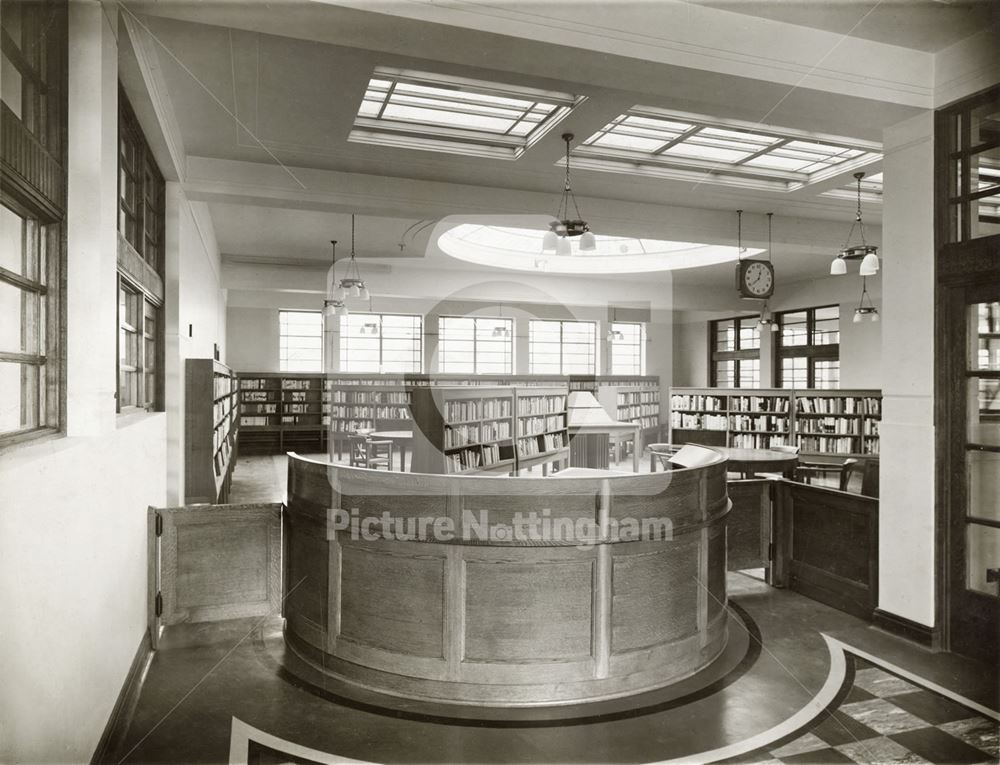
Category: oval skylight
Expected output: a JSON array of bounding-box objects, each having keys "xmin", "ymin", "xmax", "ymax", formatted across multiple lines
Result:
[{"xmin": 435, "ymin": 217, "xmax": 761, "ymax": 274}]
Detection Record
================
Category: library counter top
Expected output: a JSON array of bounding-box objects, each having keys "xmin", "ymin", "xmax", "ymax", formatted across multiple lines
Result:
[{"xmin": 282, "ymin": 450, "xmax": 731, "ymax": 706}]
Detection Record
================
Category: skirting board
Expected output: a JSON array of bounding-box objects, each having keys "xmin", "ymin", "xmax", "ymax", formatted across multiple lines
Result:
[
  {"xmin": 873, "ymin": 608, "xmax": 936, "ymax": 648},
  {"xmin": 90, "ymin": 629, "xmax": 154, "ymax": 765}
]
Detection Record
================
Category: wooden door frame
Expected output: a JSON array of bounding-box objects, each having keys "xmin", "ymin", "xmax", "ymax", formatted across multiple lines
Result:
[{"xmin": 933, "ymin": 84, "xmax": 1000, "ymax": 654}]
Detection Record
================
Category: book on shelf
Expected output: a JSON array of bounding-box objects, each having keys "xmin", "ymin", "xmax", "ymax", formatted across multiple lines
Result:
[
  {"xmin": 671, "ymin": 412, "xmax": 728, "ymax": 430},
  {"xmin": 517, "ymin": 415, "xmax": 564, "ymax": 436},
  {"xmin": 517, "ymin": 395, "xmax": 567, "ymax": 415},
  {"xmin": 671, "ymin": 394, "xmax": 725, "ymax": 411}
]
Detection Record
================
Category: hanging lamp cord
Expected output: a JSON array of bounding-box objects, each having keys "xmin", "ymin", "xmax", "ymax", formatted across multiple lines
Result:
[
  {"xmin": 737, "ymin": 209, "xmax": 744, "ymax": 260},
  {"xmin": 558, "ymin": 134, "xmax": 584, "ymax": 223},
  {"xmin": 843, "ymin": 174, "xmax": 869, "ymax": 249},
  {"xmin": 767, "ymin": 212, "xmax": 773, "ymax": 263}
]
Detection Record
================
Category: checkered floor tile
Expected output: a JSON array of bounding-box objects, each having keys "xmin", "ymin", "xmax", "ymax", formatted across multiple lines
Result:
[{"xmin": 734, "ymin": 655, "xmax": 999, "ymax": 764}]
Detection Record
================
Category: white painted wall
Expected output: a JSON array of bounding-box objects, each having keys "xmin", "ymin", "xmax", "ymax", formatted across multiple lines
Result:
[{"xmin": 0, "ymin": 6, "xmax": 168, "ymax": 762}]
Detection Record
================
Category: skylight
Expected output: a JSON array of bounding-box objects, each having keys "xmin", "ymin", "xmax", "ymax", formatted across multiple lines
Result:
[
  {"xmin": 349, "ymin": 67, "xmax": 583, "ymax": 160},
  {"xmin": 435, "ymin": 217, "xmax": 763, "ymax": 275},
  {"xmin": 572, "ymin": 107, "xmax": 882, "ymax": 192}
]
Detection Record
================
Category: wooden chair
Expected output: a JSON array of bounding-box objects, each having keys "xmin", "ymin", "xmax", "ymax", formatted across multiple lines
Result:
[
  {"xmin": 647, "ymin": 443, "xmax": 680, "ymax": 472},
  {"xmin": 349, "ymin": 436, "xmax": 394, "ymax": 470},
  {"xmin": 797, "ymin": 457, "xmax": 857, "ymax": 487}
]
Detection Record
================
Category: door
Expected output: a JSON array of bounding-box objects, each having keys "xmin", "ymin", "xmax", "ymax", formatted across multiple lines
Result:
[
  {"xmin": 148, "ymin": 503, "xmax": 282, "ymax": 647},
  {"xmin": 947, "ymin": 291, "xmax": 1000, "ymax": 662}
]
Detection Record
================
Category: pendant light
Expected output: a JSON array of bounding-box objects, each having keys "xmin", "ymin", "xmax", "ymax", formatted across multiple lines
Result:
[
  {"xmin": 832, "ymin": 172, "xmax": 879, "ymax": 276},
  {"xmin": 853, "ymin": 276, "xmax": 879, "ymax": 323},
  {"xmin": 323, "ymin": 240, "xmax": 348, "ymax": 317},
  {"xmin": 337, "ymin": 214, "xmax": 371, "ymax": 300},
  {"xmin": 758, "ymin": 213, "xmax": 779, "ymax": 333},
  {"xmin": 492, "ymin": 304, "xmax": 510, "ymax": 338},
  {"xmin": 542, "ymin": 133, "xmax": 596, "ymax": 254}
]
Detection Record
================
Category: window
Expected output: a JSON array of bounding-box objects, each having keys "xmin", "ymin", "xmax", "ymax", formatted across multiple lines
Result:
[
  {"xmin": 1, "ymin": 0, "xmax": 66, "ymax": 443},
  {"xmin": 710, "ymin": 316, "xmax": 760, "ymax": 388},
  {"xmin": 349, "ymin": 67, "xmax": 582, "ymax": 160},
  {"xmin": 119, "ymin": 88, "xmax": 164, "ymax": 271},
  {"xmin": 776, "ymin": 306, "xmax": 840, "ymax": 389},
  {"xmin": 938, "ymin": 87, "xmax": 1000, "ymax": 243},
  {"xmin": 117, "ymin": 87, "xmax": 164, "ymax": 411},
  {"xmin": 528, "ymin": 320, "xmax": 597, "ymax": 374},
  {"xmin": 438, "ymin": 316, "xmax": 513, "ymax": 374},
  {"xmin": 280, "ymin": 311, "xmax": 324, "ymax": 372},
  {"xmin": 609, "ymin": 322, "xmax": 646, "ymax": 374},
  {"xmin": 574, "ymin": 106, "xmax": 881, "ymax": 192},
  {"xmin": 340, "ymin": 313, "xmax": 422, "ymax": 373}
]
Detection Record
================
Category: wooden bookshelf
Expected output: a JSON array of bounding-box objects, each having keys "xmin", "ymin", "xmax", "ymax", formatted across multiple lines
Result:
[
  {"xmin": 185, "ymin": 359, "xmax": 239, "ymax": 503},
  {"xmin": 669, "ymin": 387, "xmax": 881, "ymax": 458},
  {"xmin": 513, "ymin": 386, "xmax": 570, "ymax": 474},
  {"xmin": 409, "ymin": 386, "xmax": 517, "ymax": 475}
]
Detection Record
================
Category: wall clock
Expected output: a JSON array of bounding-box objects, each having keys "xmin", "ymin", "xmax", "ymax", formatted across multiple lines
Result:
[{"xmin": 736, "ymin": 259, "xmax": 775, "ymax": 299}]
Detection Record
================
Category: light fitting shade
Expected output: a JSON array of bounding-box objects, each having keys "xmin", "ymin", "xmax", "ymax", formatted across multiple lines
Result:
[
  {"xmin": 853, "ymin": 310, "xmax": 862, "ymax": 323},
  {"xmin": 335, "ymin": 285, "xmax": 347, "ymax": 301},
  {"xmin": 830, "ymin": 257, "xmax": 847, "ymax": 276},
  {"xmin": 350, "ymin": 283, "xmax": 361, "ymax": 298},
  {"xmin": 859, "ymin": 251, "xmax": 880, "ymax": 276},
  {"xmin": 336, "ymin": 303, "xmax": 349, "ymax": 316},
  {"xmin": 770, "ymin": 322, "xmax": 779, "ymax": 333},
  {"xmin": 579, "ymin": 231, "xmax": 596, "ymax": 251},
  {"xmin": 556, "ymin": 236, "xmax": 572, "ymax": 256},
  {"xmin": 871, "ymin": 312, "xmax": 880, "ymax": 322},
  {"xmin": 541, "ymin": 230, "xmax": 558, "ymax": 252},
  {"xmin": 359, "ymin": 285, "xmax": 370, "ymax": 300},
  {"xmin": 323, "ymin": 302, "xmax": 336, "ymax": 318}
]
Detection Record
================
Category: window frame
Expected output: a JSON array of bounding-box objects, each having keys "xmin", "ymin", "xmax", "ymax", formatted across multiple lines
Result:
[
  {"xmin": 528, "ymin": 319, "xmax": 598, "ymax": 375},
  {"xmin": 118, "ymin": 86, "xmax": 165, "ymax": 273},
  {"xmin": 437, "ymin": 315, "xmax": 514, "ymax": 375},
  {"xmin": 608, "ymin": 321, "xmax": 646, "ymax": 375},
  {"xmin": 774, "ymin": 304, "xmax": 841, "ymax": 389},
  {"xmin": 338, "ymin": 311, "xmax": 423, "ymax": 374},
  {"xmin": 0, "ymin": 0, "xmax": 66, "ymax": 448},
  {"xmin": 279, "ymin": 310, "xmax": 325, "ymax": 373},
  {"xmin": 709, "ymin": 315, "xmax": 761, "ymax": 388}
]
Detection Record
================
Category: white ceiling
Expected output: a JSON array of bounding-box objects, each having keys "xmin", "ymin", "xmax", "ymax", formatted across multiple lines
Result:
[{"xmin": 120, "ymin": 0, "xmax": 991, "ymax": 299}]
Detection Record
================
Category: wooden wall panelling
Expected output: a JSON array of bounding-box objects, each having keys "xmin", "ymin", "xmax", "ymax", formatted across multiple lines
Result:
[{"xmin": 727, "ymin": 479, "xmax": 772, "ymax": 572}]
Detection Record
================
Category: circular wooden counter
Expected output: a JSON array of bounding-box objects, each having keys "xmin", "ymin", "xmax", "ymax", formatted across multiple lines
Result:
[{"xmin": 283, "ymin": 453, "xmax": 731, "ymax": 706}]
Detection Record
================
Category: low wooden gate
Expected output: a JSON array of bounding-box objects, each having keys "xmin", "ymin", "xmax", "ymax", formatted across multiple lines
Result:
[
  {"xmin": 727, "ymin": 479, "xmax": 773, "ymax": 576},
  {"xmin": 148, "ymin": 503, "xmax": 282, "ymax": 647}
]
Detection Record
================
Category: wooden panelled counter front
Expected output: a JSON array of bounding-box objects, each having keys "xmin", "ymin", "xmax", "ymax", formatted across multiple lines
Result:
[{"xmin": 284, "ymin": 453, "xmax": 731, "ymax": 706}]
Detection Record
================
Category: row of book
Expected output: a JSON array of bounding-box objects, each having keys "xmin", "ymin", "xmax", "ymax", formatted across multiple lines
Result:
[
  {"xmin": 671, "ymin": 412, "xmax": 728, "ymax": 430},
  {"xmin": 242, "ymin": 391, "xmax": 278, "ymax": 402},
  {"xmin": 631, "ymin": 415, "xmax": 659, "ymax": 430},
  {"xmin": 729, "ymin": 415, "xmax": 789, "ymax": 433},
  {"xmin": 214, "ymin": 397, "xmax": 234, "ymax": 426},
  {"xmin": 796, "ymin": 396, "xmax": 881, "ymax": 415},
  {"xmin": 445, "ymin": 424, "xmax": 481, "ymax": 449},
  {"xmin": 214, "ymin": 373, "xmax": 236, "ymax": 400},
  {"xmin": 445, "ymin": 447, "xmax": 484, "ymax": 473},
  {"xmin": 618, "ymin": 391, "xmax": 658, "ymax": 405},
  {"xmin": 796, "ymin": 435, "xmax": 857, "ymax": 454},
  {"xmin": 518, "ymin": 415, "xmax": 564, "ymax": 436},
  {"xmin": 731, "ymin": 433, "xmax": 788, "ymax": 449},
  {"xmin": 671, "ymin": 394, "xmax": 725, "ymax": 412},
  {"xmin": 213, "ymin": 435, "xmax": 234, "ymax": 476},
  {"xmin": 445, "ymin": 398, "xmax": 512, "ymax": 422},
  {"xmin": 329, "ymin": 405, "xmax": 410, "ymax": 419},
  {"xmin": 618, "ymin": 403, "xmax": 658, "ymax": 419},
  {"xmin": 240, "ymin": 416, "xmax": 271, "ymax": 427},
  {"xmin": 516, "ymin": 395, "xmax": 566, "ymax": 415},
  {"xmin": 329, "ymin": 391, "xmax": 410, "ymax": 404},
  {"xmin": 240, "ymin": 378, "xmax": 275, "ymax": 391},
  {"xmin": 797, "ymin": 416, "xmax": 861, "ymax": 435},
  {"xmin": 281, "ymin": 379, "xmax": 316, "ymax": 390},
  {"xmin": 518, "ymin": 432, "xmax": 565, "ymax": 456},
  {"xmin": 730, "ymin": 396, "xmax": 789, "ymax": 413}
]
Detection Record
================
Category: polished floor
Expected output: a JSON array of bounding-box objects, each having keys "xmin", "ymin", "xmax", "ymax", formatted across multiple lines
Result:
[{"xmin": 107, "ymin": 571, "xmax": 998, "ymax": 764}]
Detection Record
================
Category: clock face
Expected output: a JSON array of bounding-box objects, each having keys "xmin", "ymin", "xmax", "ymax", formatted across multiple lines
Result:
[{"xmin": 739, "ymin": 260, "xmax": 774, "ymax": 298}]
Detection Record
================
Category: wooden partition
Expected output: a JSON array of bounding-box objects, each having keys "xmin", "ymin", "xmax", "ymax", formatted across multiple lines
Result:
[
  {"xmin": 773, "ymin": 482, "xmax": 878, "ymax": 620},
  {"xmin": 283, "ymin": 453, "xmax": 730, "ymax": 706}
]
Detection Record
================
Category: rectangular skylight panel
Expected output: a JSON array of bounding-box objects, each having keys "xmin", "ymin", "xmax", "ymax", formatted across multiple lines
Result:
[
  {"xmin": 381, "ymin": 104, "xmax": 516, "ymax": 133},
  {"xmin": 350, "ymin": 67, "xmax": 581, "ymax": 159},
  {"xmin": 663, "ymin": 142, "xmax": 750, "ymax": 163},
  {"xmin": 699, "ymin": 127, "xmax": 777, "ymax": 150},
  {"xmin": 624, "ymin": 115, "xmax": 693, "ymax": 133},
  {"xmin": 592, "ymin": 132, "xmax": 666, "ymax": 152},
  {"xmin": 743, "ymin": 154, "xmax": 814, "ymax": 172}
]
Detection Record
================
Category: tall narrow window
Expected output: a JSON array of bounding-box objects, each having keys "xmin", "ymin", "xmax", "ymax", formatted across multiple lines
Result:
[
  {"xmin": 438, "ymin": 316, "xmax": 513, "ymax": 374},
  {"xmin": 528, "ymin": 320, "xmax": 597, "ymax": 374},
  {"xmin": 340, "ymin": 313, "xmax": 422, "ymax": 373},
  {"xmin": 709, "ymin": 316, "xmax": 760, "ymax": 387},
  {"xmin": 775, "ymin": 305, "xmax": 840, "ymax": 388},
  {"xmin": 117, "ymin": 87, "xmax": 164, "ymax": 411},
  {"xmin": 609, "ymin": 322, "xmax": 646, "ymax": 374},
  {"xmin": 280, "ymin": 311, "xmax": 324, "ymax": 372},
  {"xmin": 0, "ymin": 0, "xmax": 66, "ymax": 443}
]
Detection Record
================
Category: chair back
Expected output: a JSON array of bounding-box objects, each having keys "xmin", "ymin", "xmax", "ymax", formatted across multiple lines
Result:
[
  {"xmin": 773, "ymin": 444, "xmax": 801, "ymax": 455},
  {"xmin": 838, "ymin": 458, "xmax": 863, "ymax": 492},
  {"xmin": 860, "ymin": 458, "xmax": 879, "ymax": 498},
  {"xmin": 349, "ymin": 435, "xmax": 369, "ymax": 467}
]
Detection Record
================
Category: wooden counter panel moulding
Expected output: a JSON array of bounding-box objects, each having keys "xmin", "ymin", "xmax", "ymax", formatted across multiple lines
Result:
[{"xmin": 283, "ymin": 452, "xmax": 732, "ymax": 705}]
